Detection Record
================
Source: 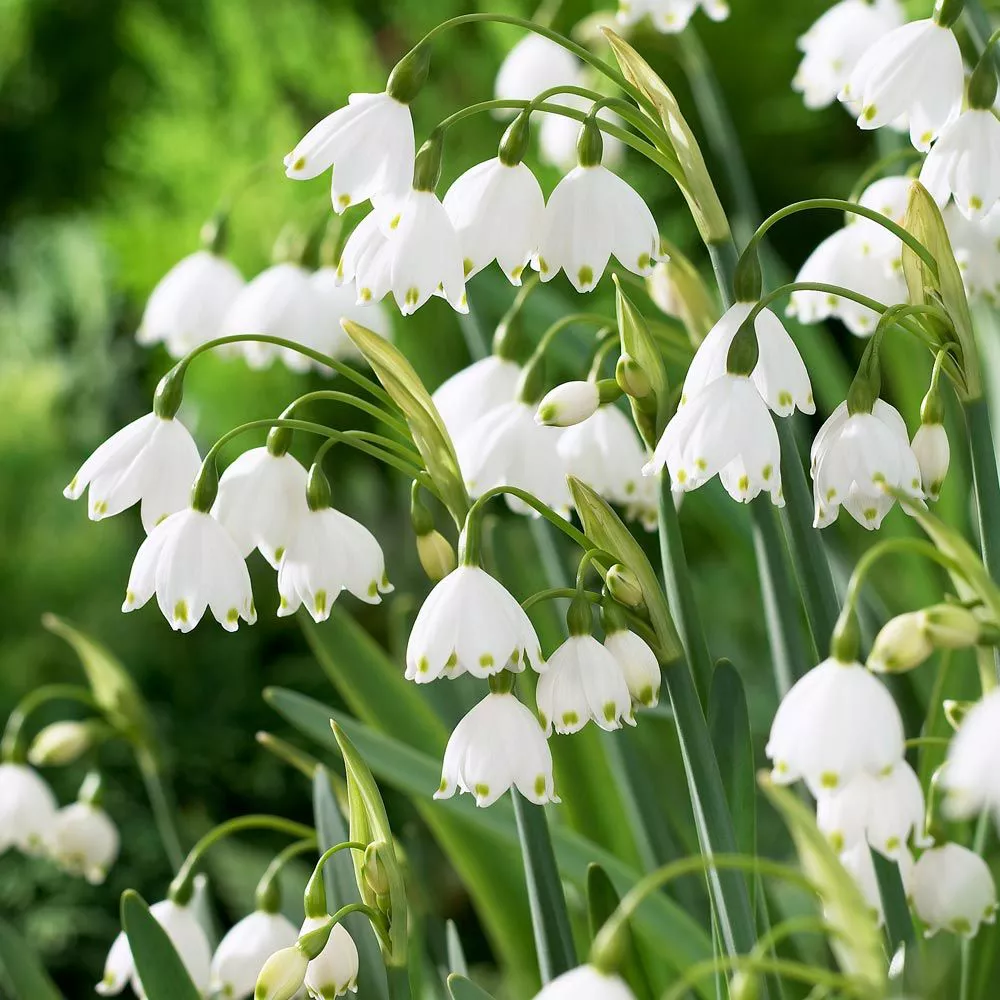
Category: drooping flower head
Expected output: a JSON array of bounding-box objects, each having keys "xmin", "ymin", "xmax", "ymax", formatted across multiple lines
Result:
[
  {"xmin": 617, "ymin": 0, "xmax": 729, "ymax": 35},
  {"xmin": 47, "ymin": 801, "xmax": 120, "ymax": 885},
  {"xmin": 0, "ymin": 763, "xmax": 57, "ymax": 856},
  {"xmin": 941, "ymin": 688, "xmax": 1000, "ymax": 826},
  {"xmin": 920, "ymin": 109, "xmax": 1000, "ymax": 222},
  {"xmin": 300, "ymin": 916, "xmax": 360, "ymax": 997},
  {"xmin": 211, "ymin": 910, "xmax": 299, "ymax": 1000},
  {"xmin": 909, "ymin": 844, "xmax": 998, "ymax": 938}
]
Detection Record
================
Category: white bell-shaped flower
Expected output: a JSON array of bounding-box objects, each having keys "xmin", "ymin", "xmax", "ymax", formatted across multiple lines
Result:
[
  {"xmin": 617, "ymin": 0, "xmax": 729, "ymax": 34},
  {"xmin": 920, "ymin": 109, "xmax": 1000, "ymax": 221},
  {"xmin": 535, "ymin": 164, "xmax": 657, "ymax": 292},
  {"xmin": 284, "ymin": 92, "xmax": 415, "ymax": 210},
  {"xmin": 645, "ymin": 374, "xmax": 784, "ymax": 506},
  {"xmin": 124, "ymin": 508, "xmax": 255, "ymax": 632},
  {"xmin": 680, "ymin": 302, "xmax": 814, "ymax": 417},
  {"xmin": 532, "ymin": 964, "xmax": 637, "ymax": 1000},
  {"xmin": 254, "ymin": 946, "xmax": 308, "ymax": 1000},
  {"xmin": 213, "ymin": 448, "xmax": 309, "ymax": 568},
  {"xmin": 443, "ymin": 158, "xmax": 546, "ymax": 284},
  {"xmin": 300, "ymin": 916, "xmax": 359, "ymax": 998},
  {"xmin": 793, "ymin": 0, "xmax": 903, "ymax": 110},
  {"xmin": 811, "ymin": 399, "xmax": 923, "ymax": 530},
  {"xmin": 944, "ymin": 203, "xmax": 1000, "ymax": 303},
  {"xmin": 539, "ymin": 97, "xmax": 626, "ymax": 170},
  {"xmin": 909, "ymin": 844, "xmax": 998, "ymax": 938},
  {"xmin": 840, "ymin": 18, "xmax": 964, "ymax": 150},
  {"xmin": 941, "ymin": 689, "xmax": 1000, "ymax": 824},
  {"xmin": 432, "ymin": 356, "xmax": 522, "ymax": 441},
  {"xmin": 64, "ymin": 412, "xmax": 201, "ymax": 534},
  {"xmin": 0, "ymin": 763, "xmax": 57, "ymax": 855},
  {"xmin": 816, "ymin": 760, "xmax": 931, "ymax": 858},
  {"xmin": 537, "ymin": 634, "xmax": 635, "ymax": 734},
  {"xmin": 766, "ymin": 657, "xmax": 905, "ymax": 796},
  {"xmin": 455, "ymin": 400, "xmax": 573, "ymax": 517},
  {"xmin": 211, "ymin": 909, "xmax": 298, "ymax": 1000},
  {"xmin": 406, "ymin": 565, "xmax": 541, "ymax": 682},
  {"xmin": 47, "ymin": 801, "xmax": 120, "ymax": 884},
  {"xmin": 97, "ymin": 898, "xmax": 212, "ymax": 997},
  {"xmin": 436, "ymin": 691, "xmax": 557, "ymax": 807},
  {"xmin": 911, "ymin": 422, "xmax": 950, "ymax": 501},
  {"xmin": 310, "ymin": 266, "xmax": 392, "ymax": 361},
  {"xmin": 536, "ymin": 381, "xmax": 601, "ymax": 427},
  {"xmin": 137, "ymin": 250, "xmax": 244, "ymax": 357},
  {"xmin": 604, "ymin": 628, "xmax": 661, "ymax": 708},
  {"xmin": 494, "ymin": 35, "xmax": 583, "ymax": 110},
  {"xmin": 336, "ymin": 211, "xmax": 393, "ymax": 306}
]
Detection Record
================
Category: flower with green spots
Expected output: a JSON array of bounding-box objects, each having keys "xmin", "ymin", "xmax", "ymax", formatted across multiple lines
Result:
[
  {"xmin": 910, "ymin": 420, "xmax": 950, "ymax": 502},
  {"xmin": 920, "ymin": 109, "xmax": 1000, "ymax": 222},
  {"xmin": 123, "ymin": 508, "xmax": 256, "ymax": 632},
  {"xmin": 299, "ymin": 917, "xmax": 358, "ymax": 999},
  {"xmin": 46, "ymin": 800, "xmax": 120, "ymax": 885},
  {"xmin": 435, "ymin": 692, "xmax": 557, "ymax": 808},
  {"xmin": 211, "ymin": 910, "xmax": 298, "ymax": 1000},
  {"xmin": 617, "ymin": 0, "xmax": 729, "ymax": 34},
  {"xmin": 909, "ymin": 843, "xmax": 998, "ymax": 939},
  {"xmin": 941, "ymin": 688, "xmax": 1000, "ymax": 828},
  {"xmin": 0, "ymin": 763, "xmax": 57, "ymax": 857},
  {"xmin": 535, "ymin": 380, "xmax": 601, "ymax": 428},
  {"xmin": 603, "ymin": 627, "xmax": 661, "ymax": 708}
]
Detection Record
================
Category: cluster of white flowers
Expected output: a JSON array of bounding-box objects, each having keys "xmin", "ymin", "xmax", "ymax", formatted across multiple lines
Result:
[{"xmin": 616, "ymin": 0, "xmax": 730, "ymax": 36}]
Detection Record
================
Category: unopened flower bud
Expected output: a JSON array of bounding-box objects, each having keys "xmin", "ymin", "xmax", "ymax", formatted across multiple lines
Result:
[
  {"xmin": 605, "ymin": 564, "xmax": 644, "ymax": 609},
  {"xmin": 27, "ymin": 720, "xmax": 98, "ymax": 767},
  {"xmin": 615, "ymin": 354, "xmax": 652, "ymax": 400},
  {"xmin": 254, "ymin": 945, "xmax": 308, "ymax": 1000},
  {"xmin": 911, "ymin": 422, "xmax": 950, "ymax": 501},
  {"xmin": 363, "ymin": 842, "xmax": 391, "ymax": 897},
  {"xmin": 944, "ymin": 699, "xmax": 975, "ymax": 730},
  {"xmin": 868, "ymin": 613, "xmax": 934, "ymax": 673},
  {"xmin": 416, "ymin": 530, "xmax": 456, "ymax": 582},
  {"xmin": 729, "ymin": 970, "xmax": 759, "ymax": 1000},
  {"xmin": 921, "ymin": 603, "xmax": 981, "ymax": 648},
  {"xmin": 536, "ymin": 381, "xmax": 600, "ymax": 427}
]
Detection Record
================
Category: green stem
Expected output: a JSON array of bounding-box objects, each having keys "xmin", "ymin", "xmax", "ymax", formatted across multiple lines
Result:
[
  {"xmin": 255, "ymin": 838, "xmax": 318, "ymax": 911},
  {"xmin": 661, "ymin": 955, "xmax": 865, "ymax": 1000},
  {"xmin": 387, "ymin": 964, "xmax": 413, "ymax": 1000},
  {"xmin": 1, "ymin": 685, "xmax": 97, "ymax": 763},
  {"xmin": 282, "ymin": 389, "xmax": 412, "ymax": 439},
  {"xmin": 137, "ymin": 750, "xmax": 186, "ymax": 872},
  {"xmin": 871, "ymin": 850, "xmax": 915, "ymax": 955},
  {"xmin": 465, "ymin": 486, "xmax": 594, "ymax": 552}
]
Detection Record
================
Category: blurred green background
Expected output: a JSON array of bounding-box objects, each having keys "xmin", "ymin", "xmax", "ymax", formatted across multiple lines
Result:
[{"xmin": 1, "ymin": 0, "xmax": 996, "ymax": 996}]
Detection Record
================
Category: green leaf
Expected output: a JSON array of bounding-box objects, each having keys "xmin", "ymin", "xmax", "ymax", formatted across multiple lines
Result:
[
  {"xmin": 120, "ymin": 891, "xmax": 201, "ymax": 1000},
  {"xmin": 447, "ymin": 973, "xmax": 497, "ymax": 1000},
  {"xmin": 445, "ymin": 920, "xmax": 468, "ymax": 978},
  {"xmin": 341, "ymin": 319, "xmax": 470, "ymax": 524},
  {"xmin": 587, "ymin": 865, "xmax": 655, "ymax": 1000},
  {"xmin": 0, "ymin": 918, "xmax": 66, "ymax": 1000},
  {"xmin": 871, "ymin": 849, "xmax": 915, "ymax": 957}
]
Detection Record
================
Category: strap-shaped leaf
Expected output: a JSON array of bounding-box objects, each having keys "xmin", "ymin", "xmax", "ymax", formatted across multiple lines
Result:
[
  {"xmin": 447, "ymin": 973, "xmax": 497, "ymax": 1000},
  {"xmin": 445, "ymin": 920, "xmax": 468, "ymax": 978},
  {"xmin": 120, "ymin": 891, "xmax": 201, "ymax": 1000},
  {"xmin": 0, "ymin": 918, "xmax": 66, "ymax": 1000}
]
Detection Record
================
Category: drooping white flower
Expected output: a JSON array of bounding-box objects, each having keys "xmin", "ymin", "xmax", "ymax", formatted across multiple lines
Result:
[
  {"xmin": 920, "ymin": 110, "xmax": 1000, "ymax": 221},
  {"xmin": 277, "ymin": 505, "xmax": 391, "ymax": 622},
  {"xmin": 310, "ymin": 266, "xmax": 393, "ymax": 361},
  {"xmin": 455, "ymin": 401, "xmax": 573, "ymax": 517},
  {"xmin": 840, "ymin": 18, "xmax": 964, "ymax": 150},
  {"xmin": 300, "ymin": 916, "xmax": 359, "ymax": 998},
  {"xmin": 857, "ymin": 175, "xmax": 913, "ymax": 225},
  {"xmin": 0, "ymin": 763, "xmax": 57, "ymax": 856},
  {"xmin": 443, "ymin": 158, "xmax": 546, "ymax": 284},
  {"xmin": 537, "ymin": 635, "xmax": 635, "ymax": 735},
  {"xmin": 436, "ymin": 692, "xmax": 557, "ymax": 807},
  {"xmin": 604, "ymin": 628, "xmax": 661, "ymax": 707},
  {"xmin": 123, "ymin": 508, "xmax": 255, "ymax": 632},
  {"xmin": 539, "ymin": 97, "xmax": 625, "ymax": 170},
  {"xmin": 532, "ymin": 964, "xmax": 637, "ymax": 1000},
  {"xmin": 944, "ymin": 203, "xmax": 1000, "ymax": 302},
  {"xmin": 97, "ymin": 899, "xmax": 212, "ymax": 997},
  {"xmin": 793, "ymin": 0, "xmax": 904, "ymax": 110},
  {"xmin": 136, "ymin": 250, "xmax": 244, "ymax": 357},
  {"xmin": 909, "ymin": 844, "xmax": 998, "ymax": 938},
  {"xmin": 254, "ymin": 945, "xmax": 308, "ymax": 1000},
  {"xmin": 432, "ymin": 356, "xmax": 522, "ymax": 442},
  {"xmin": 284, "ymin": 92, "xmax": 415, "ymax": 210},
  {"xmin": 534, "ymin": 164, "xmax": 658, "ymax": 291},
  {"xmin": 494, "ymin": 35, "xmax": 583, "ymax": 111},
  {"xmin": 64, "ymin": 412, "xmax": 201, "ymax": 534},
  {"xmin": 46, "ymin": 801, "xmax": 120, "ymax": 884},
  {"xmin": 766, "ymin": 657, "xmax": 905, "ymax": 796},
  {"xmin": 911, "ymin": 422, "xmax": 950, "ymax": 501},
  {"xmin": 536, "ymin": 381, "xmax": 601, "ymax": 427},
  {"xmin": 406, "ymin": 565, "xmax": 541, "ymax": 682},
  {"xmin": 816, "ymin": 760, "xmax": 930, "ymax": 858},
  {"xmin": 617, "ymin": 0, "xmax": 729, "ymax": 34},
  {"xmin": 941, "ymin": 688, "xmax": 1000, "ymax": 825},
  {"xmin": 645, "ymin": 374, "xmax": 784, "ymax": 506},
  {"xmin": 680, "ymin": 302, "xmax": 814, "ymax": 416},
  {"xmin": 213, "ymin": 448, "xmax": 309, "ymax": 568},
  {"xmin": 211, "ymin": 909, "xmax": 298, "ymax": 1000},
  {"xmin": 811, "ymin": 399, "xmax": 923, "ymax": 530}
]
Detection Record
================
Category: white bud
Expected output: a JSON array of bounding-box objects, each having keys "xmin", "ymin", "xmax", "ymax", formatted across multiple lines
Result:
[
  {"xmin": 911, "ymin": 422, "xmax": 950, "ymax": 501},
  {"xmin": 415, "ymin": 530, "xmax": 456, "ymax": 582},
  {"xmin": 254, "ymin": 945, "xmax": 308, "ymax": 1000},
  {"xmin": 910, "ymin": 843, "xmax": 998, "ymax": 938},
  {"xmin": 535, "ymin": 381, "xmax": 600, "ymax": 427},
  {"xmin": 27, "ymin": 721, "xmax": 96, "ymax": 767},
  {"xmin": 867, "ymin": 614, "xmax": 934, "ymax": 673},
  {"xmin": 47, "ymin": 801, "xmax": 120, "ymax": 884},
  {"xmin": 603, "ymin": 629, "xmax": 661, "ymax": 708}
]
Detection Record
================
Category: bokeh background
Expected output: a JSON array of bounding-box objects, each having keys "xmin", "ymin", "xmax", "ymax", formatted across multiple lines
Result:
[{"xmin": 1, "ymin": 0, "xmax": 996, "ymax": 996}]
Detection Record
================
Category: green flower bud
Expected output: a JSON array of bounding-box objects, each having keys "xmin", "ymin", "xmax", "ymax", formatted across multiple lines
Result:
[
  {"xmin": 944, "ymin": 699, "xmax": 975, "ymax": 731},
  {"xmin": 363, "ymin": 842, "xmax": 391, "ymax": 897},
  {"xmin": 605, "ymin": 564, "xmax": 644, "ymax": 609},
  {"xmin": 868, "ymin": 613, "xmax": 934, "ymax": 674},
  {"xmin": 386, "ymin": 44, "xmax": 431, "ymax": 104},
  {"xmin": 27, "ymin": 720, "xmax": 100, "ymax": 767},
  {"xmin": 577, "ymin": 117, "xmax": 604, "ymax": 168},
  {"xmin": 254, "ymin": 945, "xmax": 309, "ymax": 1000},
  {"xmin": 416, "ymin": 529, "xmax": 456, "ymax": 581},
  {"xmin": 615, "ymin": 354, "xmax": 653, "ymax": 401},
  {"xmin": 921, "ymin": 603, "xmax": 981, "ymax": 649}
]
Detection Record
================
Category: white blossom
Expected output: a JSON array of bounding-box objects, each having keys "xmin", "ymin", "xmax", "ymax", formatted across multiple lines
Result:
[
  {"xmin": 432, "ymin": 356, "xmax": 522, "ymax": 442},
  {"xmin": 539, "ymin": 97, "xmax": 625, "ymax": 170},
  {"xmin": 124, "ymin": 508, "xmax": 255, "ymax": 632},
  {"xmin": 534, "ymin": 164, "xmax": 657, "ymax": 292},
  {"xmin": 811, "ymin": 399, "xmax": 923, "ymax": 530},
  {"xmin": 443, "ymin": 158, "xmax": 546, "ymax": 284},
  {"xmin": 47, "ymin": 801, "xmax": 120, "ymax": 885},
  {"xmin": 920, "ymin": 109, "xmax": 1000, "ymax": 221},
  {"xmin": 536, "ymin": 635, "xmax": 635, "ymax": 734},
  {"xmin": 911, "ymin": 422, "xmax": 950, "ymax": 501},
  {"xmin": 840, "ymin": 18, "xmax": 964, "ymax": 151},
  {"xmin": 211, "ymin": 910, "xmax": 298, "ymax": 1000},
  {"xmin": 604, "ymin": 628, "xmax": 661, "ymax": 707},
  {"xmin": 944, "ymin": 203, "xmax": 1000, "ymax": 302},
  {"xmin": 213, "ymin": 448, "xmax": 309, "ymax": 568},
  {"xmin": 909, "ymin": 844, "xmax": 998, "ymax": 938},
  {"xmin": 136, "ymin": 250, "xmax": 244, "ymax": 357},
  {"xmin": 97, "ymin": 899, "xmax": 212, "ymax": 997},
  {"xmin": 536, "ymin": 381, "xmax": 601, "ymax": 427},
  {"xmin": 645, "ymin": 374, "xmax": 784, "ymax": 506},
  {"xmin": 494, "ymin": 35, "xmax": 583, "ymax": 111},
  {"xmin": 0, "ymin": 763, "xmax": 57, "ymax": 856},
  {"xmin": 617, "ymin": 0, "xmax": 729, "ymax": 34},
  {"xmin": 436, "ymin": 692, "xmax": 557, "ymax": 807},
  {"xmin": 532, "ymin": 964, "xmax": 637, "ymax": 1000},
  {"xmin": 766, "ymin": 657, "xmax": 905, "ymax": 796},
  {"xmin": 310, "ymin": 266, "xmax": 393, "ymax": 361},
  {"xmin": 406, "ymin": 565, "xmax": 541, "ymax": 682},
  {"xmin": 941, "ymin": 688, "xmax": 1000, "ymax": 825},
  {"xmin": 254, "ymin": 946, "xmax": 308, "ymax": 1000},
  {"xmin": 300, "ymin": 916, "xmax": 359, "ymax": 997},
  {"xmin": 64, "ymin": 412, "xmax": 201, "ymax": 534},
  {"xmin": 284, "ymin": 92, "xmax": 415, "ymax": 210}
]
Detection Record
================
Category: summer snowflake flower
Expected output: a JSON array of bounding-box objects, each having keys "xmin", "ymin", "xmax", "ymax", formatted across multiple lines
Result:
[
  {"xmin": 211, "ymin": 910, "xmax": 298, "ymax": 1000},
  {"xmin": 536, "ymin": 635, "xmax": 635, "ymax": 735},
  {"xmin": 941, "ymin": 688, "xmax": 1000, "ymax": 825},
  {"xmin": 944, "ymin": 203, "xmax": 1000, "ymax": 303},
  {"xmin": 123, "ymin": 509, "xmax": 256, "ymax": 632},
  {"xmin": 680, "ymin": 302, "xmax": 814, "ymax": 416},
  {"xmin": 46, "ymin": 801, "xmax": 120, "ymax": 885},
  {"xmin": 494, "ymin": 35, "xmax": 583, "ymax": 110},
  {"xmin": 406, "ymin": 565, "xmax": 541, "ymax": 682},
  {"xmin": 532, "ymin": 964, "xmax": 637, "ymax": 1000},
  {"xmin": 285, "ymin": 92, "xmax": 415, "ymax": 211},
  {"xmin": 432, "ymin": 356, "xmax": 522, "ymax": 440},
  {"xmin": 909, "ymin": 844, "xmax": 998, "ymax": 938},
  {"xmin": 766, "ymin": 657, "xmax": 905, "ymax": 796},
  {"xmin": 645, "ymin": 374, "xmax": 784, "ymax": 506},
  {"xmin": 0, "ymin": 763, "xmax": 56, "ymax": 855},
  {"xmin": 97, "ymin": 898, "xmax": 212, "ymax": 997},
  {"xmin": 617, "ymin": 0, "xmax": 729, "ymax": 34},
  {"xmin": 811, "ymin": 399, "xmax": 923, "ymax": 530},
  {"xmin": 840, "ymin": 17, "xmax": 964, "ymax": 151},
  {"xmin": 443, "ymin": 158, "xmax": 545, "ymax": 284},
  {"xmin": 911, "ymin": 422, "xmax": 950, "ymax": 501},
  {"xmin": 64, "ymin": 412, "xmax": 201, "ymax": 534},
  {"xmin": 136, "ymin": 250, "xmax": 244, "ymax": 357},
  {"xmin": 603, "ymin": 628, "xmax": 661, "ymax": 708},
  {"xmin": 300, "ymin": 916, "xmax": 359, "ymax": 997},
  {"xmin": 793, "ymin": 0, "xmax": 903, "ymax": 110},
  {"xmin": 921, "ymin": 110, "xmax": 1000, "ymax": 221},
  {"xmin": 436, "ymin": 692, "xmax": 557, "ymax": 807},
  {"xmin": 310, "ymin": 266, "xmax": 393, "ymax": 360},
  {"xmin": 456, "ymin": 401, "xmax": 573, "ymax": 517},
  {"xmin": 214, "ymin": 448, "xmax": 309, "ymax": 568}
]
